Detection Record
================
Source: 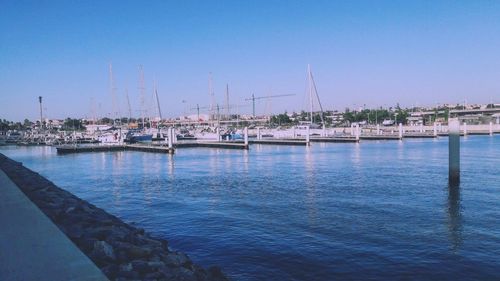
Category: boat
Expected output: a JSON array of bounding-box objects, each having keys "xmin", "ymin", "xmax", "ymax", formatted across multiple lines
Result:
[
  {"xmin": 125, "ymin": 130, "xmax": 153, "ymax": 143},
  {"xmin": 382, "ymin": 119, "xmax": 395, "ymax": 126}
]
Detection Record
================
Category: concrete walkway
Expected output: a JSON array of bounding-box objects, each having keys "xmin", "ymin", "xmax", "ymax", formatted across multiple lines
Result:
[{"xmin": 0, "ymin": 169, "xmax": 108, "ymax": 281}]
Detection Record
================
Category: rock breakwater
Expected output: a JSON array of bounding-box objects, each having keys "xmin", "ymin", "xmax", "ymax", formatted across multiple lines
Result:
[{"xmin": 0, "ymin": 153, "xmax": 229, "ymax": 281}]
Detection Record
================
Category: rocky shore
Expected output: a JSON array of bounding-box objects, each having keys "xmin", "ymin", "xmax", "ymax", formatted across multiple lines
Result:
[{"xmin": 0, "ymin": 153, "xmax": 229, "ymax": 281}]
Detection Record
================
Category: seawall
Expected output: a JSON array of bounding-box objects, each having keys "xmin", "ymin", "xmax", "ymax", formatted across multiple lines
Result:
[{"xmin": 0, "ymin": 153, "xmax": 229, "ymax": 281}]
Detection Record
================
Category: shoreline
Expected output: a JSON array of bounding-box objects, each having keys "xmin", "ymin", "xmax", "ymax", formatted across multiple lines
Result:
[{"xmin": 0, "ymin": 153, "xmax": 229, "ymax": 281}]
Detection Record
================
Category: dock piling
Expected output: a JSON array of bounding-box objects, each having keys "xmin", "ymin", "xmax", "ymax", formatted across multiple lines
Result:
[
  {"xmin": 168, "ymin": 128, "xmax": 173, "ymax": 149},
  {"xmin": 463, "ymin": 122, "xmax": 467, "ymax": 136},
  {"xmin": 398, "ymin": 123, "xmax": 403, "ymax": 139},
  {"xmin": 433, "ymin": 123, "xmax": 437, "ymax": 137},
  {"xmin": 355, "ymin": 124, "xmax": 360, "ymax": 141},
  {"xmin": 489, "ymin": 122, "xmax": 493, "ymax": 136},
  {"xmin": 244, "ymin": 127, "xmax": 249, "ymax": 145},
  {"xmin": 449, "ymin": 118, "xmax": 460, "ymax": 185},
  {"xmin": 306, "ymin": 126, "xmax": 310, "ymax": 144},
  {"xmin": 216, "ymin": 127, "xmax": 221, "ymax": 142},
  {"xmin": 257, "ymin": 127, "xmax": 261, "ymax": 140}
]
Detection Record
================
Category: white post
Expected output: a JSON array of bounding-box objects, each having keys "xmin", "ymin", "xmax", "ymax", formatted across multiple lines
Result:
[
  {"xmin": 257, "ymin": 127, "xmax": 261, "ymax": 140},
  {"xmin": 376, "ymin": 124, "xmax": 380, "ymax": 135},
  {"xmin": 419, "ymin": 123, "xmax": 423, "ymax": 133},
  {"xmin": 244, "ymin": 127, "xmax": 248, "ymax": 145},
  {"xmin": 433, "ymin": 122, "xmax": 437, "ymax": 137},
  {"xmin": 398, "ymin": 123, "xmax": 403, "ymax": 139},
  {"xmin": 355, "ymin": 124, "xmax": 360, "ymax": 141},
  {"xmin": 350, "ymin": 124, "xmax": 354, "ymax": 136},
  {"xmin": 463, "ymin": 122, "xmax": 467, "ymax": 135},
  {"xmin": 306, "ymin": 126, "xmax": 310, "ymax": 144},
  {"xmin": 168, "ymin": 127, "xmax": 173, "ymax": 148},
  {"xmin": 489, "ymin": 121, "xmax": 493, "ymax": 136},
  {"xmin": 449, "ymin": 118, "xmax": 460, "ymax": 185},
  {"xmin": 216, "ymin": 127, "xmax": 220, "ymax": 142},
  {"xmin": 172, "ymin": 127, "xmax": 177, "ymax": 143},
  {"xmin": 322, "ymin": 124, "xmax": 326, "ymax": 137}
]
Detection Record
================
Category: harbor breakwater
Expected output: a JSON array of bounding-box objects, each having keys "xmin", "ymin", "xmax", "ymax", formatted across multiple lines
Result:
[{"xmin": 0, "ymin": 153, "xmax": 229, "ymax": 281}]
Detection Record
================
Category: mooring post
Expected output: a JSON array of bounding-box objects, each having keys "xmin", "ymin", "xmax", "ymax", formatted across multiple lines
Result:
[
  {"xmin": 216, "ymin": 127, "xmax": 220, "ymax": 142},
  {"xmin": 398, "ymin": 123, "xmax": 403, "ymax": 139},
  {"xmin": 376, "ymin": 124, "xmax": 380, "ymax": 135},
  {"xmin": 463, "ymin": 122, "xmax": 467, "ymax": 136},
  {"xmin": 420, "ymin": 123, "xmax": 423, "ymax": 133},
  {"xmin": 244, "ymin": 127, "xmax": 249, "ymax": 146},
  {"xmin": 173, "ymin": 128, "xmax": 178, "ymax": 143},
  {"xmin": 322, "ymin": 124, "xmax": 326, "ymax": 137},
  {"xmin": 449, "ymin": 118, "xmax": 460, "ymax": 185},
  {"xmin": 350, "ymin": 124, "xmax": 354, "ymax": 136},
  {"xmin": 257, "ymin": 127, "xmax": 261, "ymax": 140},
  {"xmin": 306, "ymin": 126, "xmax": 310, "ymax": 144},
  {"xmin": 489, "ymin": 122, "xmax": 493, "ymax": 136},
  {"xmin": 355, "ymin": 124, "xmax": 360, "ymax": 141},
  {"xmin": 168, "ymin": 127, "xmax": 173, "ymax": 149},
  {"xmin": 433, "ymin": 122, "xmax": 437, "ymax": 137}
]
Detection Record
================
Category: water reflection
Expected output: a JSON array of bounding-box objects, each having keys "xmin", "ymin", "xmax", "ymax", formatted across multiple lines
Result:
[
  {"xmin": 446, "ymin": 183, "xmax": 462, "ymax": 251},
  {"xmin": 304, "ymin": 146, "xmax": 318, "ymax": 226},
  {"xmin": 167, "ymin": 154, "xmax": 175, "ymax": 179}
]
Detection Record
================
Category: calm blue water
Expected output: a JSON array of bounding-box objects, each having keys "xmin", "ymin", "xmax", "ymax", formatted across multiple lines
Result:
[{"xmin": 1, "ymin": 136, "xmax": 499, "ymax": 280}]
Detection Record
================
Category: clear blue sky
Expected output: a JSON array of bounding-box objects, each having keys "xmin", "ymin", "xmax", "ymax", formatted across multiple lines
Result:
[{"xmin": 1, "ymin": 0, "xmax": 500, "ymax": 121}]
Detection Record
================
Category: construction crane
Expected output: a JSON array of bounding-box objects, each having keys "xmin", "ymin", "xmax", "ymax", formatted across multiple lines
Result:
[
  {"xmin": 245, "ymin": 94, "xmax": 295, "ymax": 118},
  {"xmin": 190, "ymin": 103, "xmax": 248, "ymax": 123}
]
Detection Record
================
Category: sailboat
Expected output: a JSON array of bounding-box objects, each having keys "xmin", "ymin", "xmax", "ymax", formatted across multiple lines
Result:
[{"xmin": 297, "ymin": 64, "xmax": 325, "ymax": 130}]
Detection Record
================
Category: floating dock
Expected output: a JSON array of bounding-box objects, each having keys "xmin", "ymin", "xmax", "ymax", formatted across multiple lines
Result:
[
  {"xmin": 309, "ymin": 137, "xmax": 359, "ymax": 143},
  {"xmin": 173, "ymin": 141, "xmax": 249, "ymax": 150},
  {"xmin": 249, "ymin": 139, "xmax": 309, "ymax": 146},
  {"xmin": 403, "ymin": 133, "xmax": 437, "ymax": 138},
  {"xmin": 56, "ymin": 144, "xmax": 175, "ymax": 154},
  {"xmin": 359, "ymin": 135, "xmax": 401, "ymax": 140}
]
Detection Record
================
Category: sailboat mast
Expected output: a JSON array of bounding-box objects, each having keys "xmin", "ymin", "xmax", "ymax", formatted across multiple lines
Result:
[
  {"xmin": 154, "ymin": 81, "xmax": 163, "ymax": 122},
  {"xmin": 208, "ymin": 72, "xmax": 216, "ymax": 124},
  {"xmin": 308, "ymin": 64, "xmax": 313, "ymax": 123},
  {"xmin": 309, "ymin": 68, "xmax": 325, "ymax": 125},
  {"xmin": 138, "ymin": 65, "xmax": 145, "ymax": 129},
  {"xmin": 125, "ymin": 88, "xmax": 132, "ymax": 125},
  {"xmin": 225, "ymin": 84, "xmax": 230, "ymax": 120}
]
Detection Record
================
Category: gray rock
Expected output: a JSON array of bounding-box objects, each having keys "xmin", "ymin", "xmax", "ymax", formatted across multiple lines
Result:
[
  {"xmin": 164, "ymin": 252, "xmax": 190, "ymax": 267},
  {"xmin": 92, "ymin": 240, "xmax": 116, "ymax": 261},
  {"xmin": 126, "ymin": 245, "xmax": 152, "ymax": 259}
]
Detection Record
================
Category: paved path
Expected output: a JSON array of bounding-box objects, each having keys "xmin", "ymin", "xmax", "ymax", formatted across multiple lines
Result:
[{"xmin": 0, "ymin": 169, "xmax": 108, "ymax": 281}]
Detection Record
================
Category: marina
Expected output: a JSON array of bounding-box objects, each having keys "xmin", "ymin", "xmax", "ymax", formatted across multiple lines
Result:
[
  {"xmin": 1, "ymin": 135, "xmax": 499, "ymax": 281},
  {"xmin": 3, "ymin": 1, "xmax": 500, "ymax": 280}
]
